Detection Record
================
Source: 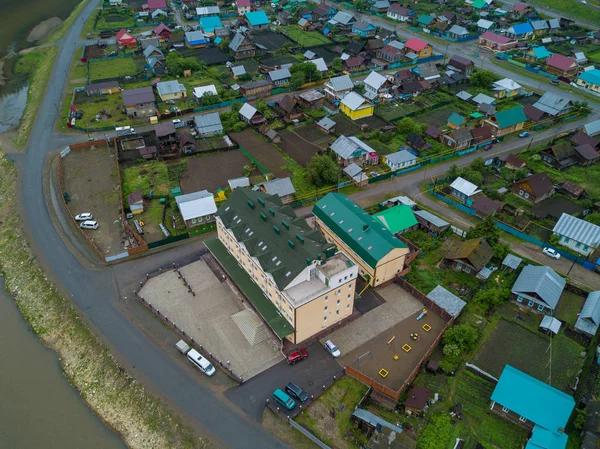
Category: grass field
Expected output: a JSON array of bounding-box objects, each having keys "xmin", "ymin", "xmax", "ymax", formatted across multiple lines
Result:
[
  {"xmin": 555, "ymin": 291, "xmax": 585, "ymax": 327},
  {"xmin": 281, "ymin": 26, "xmax": 331, "ymax": 46},
  {"xmin": 295, "ymin": 376, "xmax": 368, "ymax": 449},
  {"xmin": 122, "ymin": 161, "xmax": 175, "ymax": 200},
  {"xmin": 531, "ymin": 0, "xmax": 600, "ymax": 25},
  {"xmin": 88, "ymin": 57, "xmax": 137, "ymax": 80},
  {"xmin": 473, "ymin": 318, "xmax": 583, "ymax": 391}
]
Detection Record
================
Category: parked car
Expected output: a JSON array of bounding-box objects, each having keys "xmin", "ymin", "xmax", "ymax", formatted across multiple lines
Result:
[
  {"xmin": 285, "ymin": 382, "xmax": 309, "ymax": 403},
  {"xmin": 80, "ymin": 220, "xmax": 99, "ymax": 230},
  {"xmin": 186, "ymin": 349, "xmax": 216, "ymax": 376},
  {"xmin": 550, "ymin": 79, "xmax": 560, "ymax": 86},
  {"xmin": 542, "ymin": 247, "xmax": 561, "ymax": 260},
  {"xmin": 173, "ymin": 119, "xmax": 185, "ymax": 128},
  {"xmin": 518, "ymin": 132, "xmax": 530, "ymax": 138},
  {"xmin": 74, "ymin": 213, "xmax": 93, "ymax": 221},
  {"xmin": 286, "ymin": 349, "xmax": 308, "ymax": 365},
  {"xmin": 272, "ymin": 389, "xmax": 296, "ymax": 410},
  {"xmin": 324, "ymin": 340, "xmax": 341, "ymax": 358}
]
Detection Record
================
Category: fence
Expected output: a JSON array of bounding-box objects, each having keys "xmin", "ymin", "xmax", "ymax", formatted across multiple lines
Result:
[
  {"xmin": 193, "ymin": 98, "xmax": 247, "ymax": 113},
  {"xmin": 134, "ymin": 257, "xmax": 244, "ymax": 383},
  {"xmin": 287, "ymin": 420, "xmax": 331, "ymax": 449}
]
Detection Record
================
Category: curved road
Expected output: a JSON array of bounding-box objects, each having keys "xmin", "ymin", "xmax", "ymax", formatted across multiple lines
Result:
[{"xmin": 19, "ymin": 1, "xmax": 287, "ymax": 448}]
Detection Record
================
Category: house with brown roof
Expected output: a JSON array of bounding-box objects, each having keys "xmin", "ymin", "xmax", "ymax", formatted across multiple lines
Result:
[
  {"xmin": 122, "ymin": 87, "xmax": 156, "ymax": 118},
  {"xmin": 545, "ymin": 54, "xmax": 578, "ymax": 77},
  {"xmin": 472, "ymin": 196, "xmax": 502, "ymax": 218},
  {"xmin": 503, "ymin": 154, "xmax": 526, "ymax": 170},
  {"xmin": 425, "ymin": 125, "xmax": 442, "ymax": 141},
  {"xmin": 512, "ymin": 173, "xmax": 554, "ymax": 204},
  {"xmin": 558, "ymin": 181, "xmax": 585, "ymax": 200},
  {"xmin": 574, "ymin": 144, "xmax": 600, "ymax": 166},
  {"xmin": 405, "ymin": 386, "xmax": 431, "ymax": 413},
  {"xmin": 442, "ymin": 238, "xmax": 494, "ymax": 277},
  {"xmin": 296, "ymin": 90, "xmax": 324, "ymax": 110},
  {"xmin": 442, "ymin": 127, "xmax": 473, "ymax": 150},
  {"xmin": 448, "ymin": 55, "xmax": 475, "ymax": 76},
  {"xmin": 471, "ymin": 126, "xmax": 493, "ymax": 145},
  {"xmin": 343, "ymin": 56, "xmax": 366, "ymax": 72},
  {"xmin": 541, "ymin": 141, "xmax": 577, "ymax": 170},
  {"xmin": 377, "ymin": 44, "xmax": 404, "ymax": 63},
  {"xmin": 275, "ymin": 95, "xmax": 303, "ymax": 121},
  {"xmin": 571, "ymin": 131, "xmax": 600, "ymax": 149},
  {"xmin": 524, "ymin": 105, "xmax": 545, "ymax": 123}
]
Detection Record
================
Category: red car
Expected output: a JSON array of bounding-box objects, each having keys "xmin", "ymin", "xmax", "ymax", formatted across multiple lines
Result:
[{"xmin": 286, "ymin": 349, "xmax": 308, "ymax": 365}]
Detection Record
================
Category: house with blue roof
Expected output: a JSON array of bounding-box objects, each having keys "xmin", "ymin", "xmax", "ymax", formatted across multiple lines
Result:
[
  {"xmin": 199, "ymin": 16, "xmax": 222, "ymax": 35},
  {"xmin": 506, "ymin": 22, "xmax": 533, "ymax": 40},
  {"xmin": 245, "ymin": 10, "xmax": 270, "ymax": 30},
  {"xmin": 524, "ymin": 46, "xmax": 553, "ymax": 63},
  {"xmin": 577, "ymin": 69, "xmax": 600, "ymax": 94},
  {"xmin": 352, "ymin": 21, "xmax": 377, "ymax": 37},
  {"xmin": 491, "ymin": 365, "xmax": 575, "ymax": 449}
]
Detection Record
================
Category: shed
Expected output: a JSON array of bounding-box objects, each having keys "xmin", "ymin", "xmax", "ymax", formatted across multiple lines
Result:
[
  {"xmin": 540, "ymin": 315, "xmax": 561, "ymax": 335},
  {"xmin": 575, "ymin": 291, "xmax": 600, "ymax": 337},
  {"xmin": 426, "ymin": 285, "xmax": 467, "ymax": 318},
  {"xmin": 317, "ymin": 116, "xmax": 336, "ymax": 133},
  {"xmin": 414, "ymin": 209, "xmax": 450, "ymax": 233},
  {"xmin": 228, "ymin": 177, "xmax": 250, "ymax": 190},
  {"xmin": 128, "ymin": 190, "xmax": 144, "ymax": 214},
  {"xmin": 502, "ymin": 254, "xmax": 523, "ymax": 271},
  {"xmin": 194, "ymin": 112, "xmax": 223, "ymax": 137},
  {"xmin": 405, "ymin": 386, "xmax": 431, "ymax": 413}
]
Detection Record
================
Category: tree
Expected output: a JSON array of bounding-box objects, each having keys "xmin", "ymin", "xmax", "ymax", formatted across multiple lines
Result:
[
  {"xmin": 467, "ymin": 215, "xmax": 500, "ymax": 245},
  {"xmin": 165, "ymin": 52, "xmax": 201, "ymax": 77},
  {"xmin": 472, "ymin": 289, "xmax": 506, "ymax": 312},
  {"xmin": 514, "ymin": 168, "xmax": 528, "ymax": 181},
  {"xmin": 461, "ymin": 168, "xmax": 483, "ymax": 186},
  {"xmin": 470, "ymin": 69, "xmax": 497, "ymax": 89},
  {"xmin": 443, "ymin": 324, "xmax": 478, "ymax": 353},
  {"xmin": 290, "ymin": 61, "xmax": 320, "ymax": 83},
  {"xmin": 397, "ymin": 117, "xmax": 419, "ymax": 136},
  {"xmin": 332, "ymin": 57, "xmax": 343, "ymax": 72},
  {"xmin": 448, "ymin": 164, "xmax": 460, "ymax": 180},
  {"xmin": 354, "ymin": 0, "xmax": 369, "ymax": 12},
  {"xmin": 418, "ymin": 414, "xmax": 453, "ymax": 449},
  {"xmin": 443, "ymin": 343, "xmax": 462, "ymax": 362},
  {"xmin": 277, "ymin": 42, "xmax": 292, "ymax": 55},
  {"xmin": 291, "ymin": 71, "xmax": 306, "ymax": 88},
  {"xmin": 470, "ymin": 157, "xmax": 485, "ymax": 173},
  {"xmin": 585, "ymin": 213, "xmax": 600, "ymax": 226},
  {"xmin": 307, "ymin": 154, "xmax": 340, "ymax": 188},
  {"xmin": 492, "ymin": 242, "xmax": 510, "ymax": 261}
]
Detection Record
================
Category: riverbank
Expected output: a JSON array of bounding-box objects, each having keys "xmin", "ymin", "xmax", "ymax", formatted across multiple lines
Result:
[
  {"xmin": 45, "ymin": 0, "xmax": 91, "ymax": 44},
  {"xmin": 0, "ymin": 153, "xmax": 209, "ymax": 449}
]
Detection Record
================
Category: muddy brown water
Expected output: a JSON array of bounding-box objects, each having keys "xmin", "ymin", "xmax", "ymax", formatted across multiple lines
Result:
[{"xmin": 0, "ymin": 280, "xmax": 126, "ymax": 449}]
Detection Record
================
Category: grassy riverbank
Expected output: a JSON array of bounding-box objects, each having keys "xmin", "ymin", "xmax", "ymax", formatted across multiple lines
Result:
[
  {"xmin": 12, "ymin": 47, "xmax": 58, "ymax": 149},
  {"xmin": 0, "ymin": 154, "xmax": 208, "ymax": 449},
  {"xmin": 45, "ymin": 0, "xmax": 91, "ymax": 44}
]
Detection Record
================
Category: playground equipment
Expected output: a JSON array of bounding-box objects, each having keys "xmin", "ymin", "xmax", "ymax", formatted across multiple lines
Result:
[
  {"xmin": 378, "ymin": 368, "xmax": 389, "ymax": 378},
  {"xmin": 417, "ymin": 308, "xmax": 428, "ymax": 321},
  {"xmin": 394, "ymin": 355, "xmax": 399, "ymax": 360},
  {"xmin": 387, "ymin": 335, "xmax": 396, "ymax": 345},
  {"xmin": 402, "ymin": 344, "xmax": 412, "ymax": 353},
  {"xmin": 410, "ymin": 333, "xmax": 419, "ymax": 341},
  {"xmin": 422, "ymin": 324, "xmax": 432, "ymax": 332}
]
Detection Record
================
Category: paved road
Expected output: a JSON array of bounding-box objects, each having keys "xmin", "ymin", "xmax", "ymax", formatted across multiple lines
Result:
[{"xmin": 17, "ymin": 1, "xmax": 290, "ymax": 448}]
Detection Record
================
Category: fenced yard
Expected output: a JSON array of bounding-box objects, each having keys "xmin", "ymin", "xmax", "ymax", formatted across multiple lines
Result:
[
  {"xmin": 88, "ymin": 57, "xmax": 138, "ymax": 80},
  {"xmin": 280, "ymin": 26, "xmax": 331, "ymax": 46},
  {"xmin": 230, "ymin": 129, "xmax": 290, "ymax": 178},
  {"xmin": 179, "ymin": 150, "xmax": 252, "ymax": 194},
  {"xmin": 278, "ymin": 128, "xmax": 329, "ymax": 165},
  {"xmin": 72, "ymin": 91, "xmax": 129, "ymax": 128}
]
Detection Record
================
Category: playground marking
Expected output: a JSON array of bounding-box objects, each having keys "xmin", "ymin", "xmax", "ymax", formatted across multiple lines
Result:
[
  {"xmin": 379, "ymin": 368, "xmax": 389, "ymax": 378},
  {"xmin": 402, "ymin": 344, "xmax": 412, "ymax": 353}
]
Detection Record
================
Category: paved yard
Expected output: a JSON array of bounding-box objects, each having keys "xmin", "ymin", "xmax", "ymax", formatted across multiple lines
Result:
[
  {"xmin": 138, "ymin": 259, "xmax": 284, "ymax": 380},
  {"xmin": 225, "ymin": 341, "xmax": 343, "ymax": 421},
  {"xmin": 324, "ymin": 283, "xmax": 423, "ymax": 355}
]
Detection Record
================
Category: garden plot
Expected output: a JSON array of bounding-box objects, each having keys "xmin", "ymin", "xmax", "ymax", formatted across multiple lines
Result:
[
  {"xmin": 261, "ymin": 55, "xmax": 298, "ymax": 67},
  {"xmin": 472, "ymin": 318, "xmax": 583, "ymax": 392},
  {"xmin": 88, "ymin": 56, "xmax": 138, "ymax": 80},
  {"xmin": 230, "ymin": 129, "xmax": 290, "ymax": 178},
  {"xmin": 332, "ymin": 114, "xmax": 361, "ymax": 136},
  {"xmin": 61, "ymin": 145, "xmax": 124, "ymax": 257},
  {"xmin": 252, "ymin": 31, "xmax": 292, "ymax": 51},
  {"xmin": 179, "ymin": 150, "xmax": 252, "ymax": 194},
  {"xmin": 281, "ymin": 26, "xmax": 331, "ymax": 46},
  {"xmin": 178, "ymin": 47, "xmax": 230, "ymax": 66},
  {"xmin": 278, "ymin": 128, "xmax": 329, "ymax": 165}
]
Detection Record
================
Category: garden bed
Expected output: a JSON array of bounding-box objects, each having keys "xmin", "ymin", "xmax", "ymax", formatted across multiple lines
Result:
[
  {"xmin": 230, "ymin": 129, "xmax": 290, "ymax": 178},
  {"xmin": 278, "ymin": 129, "xmax": 327, "ymax": 165},
  {"xmin": 179, "ymin": 150, "xmax": 252, "ymax": 194}
]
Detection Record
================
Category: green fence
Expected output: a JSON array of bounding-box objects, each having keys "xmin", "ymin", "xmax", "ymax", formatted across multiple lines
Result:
[
  {"xmin": 147, "ymin": 233, "xmax": 189, "ymax": 249},
  {"xmin": 238, "ymin": 145, "xmax": 270, "ymax": 174}
]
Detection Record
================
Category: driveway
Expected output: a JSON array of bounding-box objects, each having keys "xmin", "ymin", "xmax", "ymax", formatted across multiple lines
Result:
[{"xmin": 225, "ymin": 342, "xmax": 343, "ymax": 421}]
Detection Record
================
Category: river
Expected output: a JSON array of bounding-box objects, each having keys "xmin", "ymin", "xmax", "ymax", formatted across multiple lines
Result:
[
  {"xmin": 0, "ymin": 0, "xmax": 82, "ymax": 133},
  {"xmin": 0, "ymin": 281, "xmax": 126, "ymax": 449}
]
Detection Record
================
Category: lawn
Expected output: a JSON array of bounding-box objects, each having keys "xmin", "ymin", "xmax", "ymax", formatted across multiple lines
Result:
[
  {"xmin": 472, "ymin": 318, "xmax": 584, "ymax": 392},
  {"xmin": 280, "ymin": 26, "xmax": 331, "ymax": 46},
  {"xmin": 295, "ymin": 376, "xmax": 368, "ymax": 449},
  {"xmin": 88, "ymin": 57, "xmax": 138, "ymax": 80},
  {"xmin": 532, "ymin": 0, "xmax": 600, "ymax": 24},
  {"xmin": 121, "ymin": 160, "xmax": 174, "ymax": 200},
  {"xmin": 555, "ymin": 291, "xmax": 585, "ymax": 327},
  {"xmin": 69, "ymin": 49, "xmax": 87, "ymax": 83},
  {"xmin": 72, "ymin": 93, "xmax": 130, "ymax": 128}
]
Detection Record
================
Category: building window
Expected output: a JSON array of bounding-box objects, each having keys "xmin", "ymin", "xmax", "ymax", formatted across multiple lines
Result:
[
  {"xmin": 337, "ymin": 299, "xmax": 340, "ymax": 305},
  {"xmin": 338, "ymin": 279, "xmax": 342, "ymax": 284},
  {"xmin": 519, "ymin": 416, "xmax": 527, "ymax": 422},
  {"xmin": 324, "ymin": 306, "xmax": 328, "ymax": 311},
  {"xmin": 348, "ymin": 294, "xmax": 351, "ymax": 299},
  {"xmin": 502, "ymin": 406, "xmax": 509, "ymax": 413},
  {"xmin": 325, "ymin": 296, "xmax": 328, "ymax": 301},
  {"xmin": 575, "ymin": 242, "xmax": 581, "ymax": 249},
  {"xmin": 336, "ymin": 310, "xmax": 339, "ymax": 315},
  {"xmin": 348, "ymin": 284, "xmax": 352, "ymax": 289},
  {"xmin": 347, "ymin": 304, "xmax": 350, "ymax": 309},
  {"xmin": 324, "ymin": 316, "xmax": 327, "ymax": 322},
  {"xmin": 337, "ymin": 289, "xmax": 341, "ymax": 295},
  {"xmin": 516, "ymin": 296, "xmax": 523, "ymax": 303},
  {"xmin": 528, "ymin": 300, "xmax": 534, "ymax": 307},
  {"xmin": 344, "ymin": 275, "xmax": 347, "ymax": 280},
  {"xmin": 191, "ymin": 218, "xmax": 197, "ymax": 224},
  {"xmin": 537, "ymin": 304, "xmax": 544, "ymax": 312},
  {"xmin": 519, "ymin": 189, "xmax": 524, "ymax": 196}
]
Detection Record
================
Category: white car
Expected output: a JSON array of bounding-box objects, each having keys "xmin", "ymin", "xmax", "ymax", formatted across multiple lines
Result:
[
  {"xmin": 80, "ymin": 220, "xmax": 99, "ymax": 230},
  {"xmin": 75, "ymin": 213, "xmax": 93, "ymax": 221},
  {"xmin": 543, "ymin": 247, "xmax": 561, "ymax": 260},
  {"xmin": 324, "ymin": 340, "xmax": 341, "ymax": 358}
]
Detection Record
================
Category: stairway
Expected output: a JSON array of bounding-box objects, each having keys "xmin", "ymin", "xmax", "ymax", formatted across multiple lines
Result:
[{"xmin": 231, "ymin": 309, "xmax": 270, "ymax": 346}]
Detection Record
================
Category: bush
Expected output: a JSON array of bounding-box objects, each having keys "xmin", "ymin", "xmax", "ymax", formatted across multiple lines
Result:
[
  {"xmin": 443, "ymin": 324, "xmax": 478, "ymax": 353},
  {"xmin": 418, "ymin": 414, "xmax": 453, "ymax": 449}
]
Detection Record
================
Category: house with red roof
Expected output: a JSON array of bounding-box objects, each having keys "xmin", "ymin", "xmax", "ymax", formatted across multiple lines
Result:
[
  {"xmin": 545, "ymin": 54, "xmax": 578, "ymax": 77},
  {"xmin": 145, "ymin": 0, "xmax": 167, "ymax": 11},
  {"xmin": 236, "ymin": 0, "xmax": 251, "ymax": 15},
  {"xmin": 116, "ymin": 29, "xmax": 137, "ymax": 49},
  {"xmin": 404, "ymin": 38, "xmax": 432, "ymax": 58},
  {"xmin": 478, "ymin": 32, "xmax": 517, "ymax": 52},
  {"xmin": 152, "ymin": 23, "xmax": 171, "ymax": 40},
  {"xmin": 510, "ymin": 3, "xmax": 532, "ymax": 19}
]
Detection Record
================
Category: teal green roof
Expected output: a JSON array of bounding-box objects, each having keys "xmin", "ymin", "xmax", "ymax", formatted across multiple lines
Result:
[
  {"xmin": 373, "ymin": 205, "xmax": 418, "ymax": 234},
  {"xmin": 417, "ymin": 14, "xmax": 434, "ymax": 25},
  {"xmin": 313, "ymin": 193, "xmax": 407, "ymax": 269},
  {"xmin": 245, "ymin": 10, "xmax": 269, "ymax": 26},
  {"xmin": 494, "ymin": 105, "xmax": 526, "ymax": 129},
  {"xmin": 491, "ymin": 365, "xmax": 574, "ymax": 434},
  {"xmin": 578, "ymin": 68, "xmax": 600, "ymax": 87},
  {"xmin": 470, "ymin": 112, "xmax": 484, "ymax": 119},
  {"xmin": 471, "ymin": 0, "xmax": 487, "ymax": 9},
  {"xmin": 205, "ymin": 238, "xmax": 294, "ymax": 339},
  {"xmin": 217, "ymin": 188, "xmax": 335, "ymax": 290},
  {"xmin": 526, "ymin": 426, "xmax": 568, "ymax": 449},
  {"xmin": 531, "ymin": 46, "xmax": 553, "ymax": 59},
  {"xmin": 448, "ymin": 112, "xmax": 466, "ymax": 126}
]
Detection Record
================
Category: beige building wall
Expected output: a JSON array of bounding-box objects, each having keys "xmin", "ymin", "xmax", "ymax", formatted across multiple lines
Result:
[
  {"xmin": 295, "ymin": 280, "xmax": 355, "ymax": 343},
  {"xmin": 315, "ymin": 217, "xmax": 409, "ymax": 287}
]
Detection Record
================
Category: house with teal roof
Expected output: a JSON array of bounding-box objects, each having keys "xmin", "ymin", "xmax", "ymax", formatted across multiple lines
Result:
[
  {"xmin": 313, "ymin": 193, "xmax": 410, "ymax": 286},
  {"xmin": 373, "ymin": 205, "xmax": 418, "ymax": 235},
  {"xmin": 484, "ymin": 105, "xmax": 527, "ymax": 136},
  {"xmin": 245, "ymin": 10, "xmax": 270, "ymax": 30},
  {"xmin": 447, "ymin": 112, "xmax": 466, "ymax": 129},
  {"xmin": 577, "ymin": 69, "xmax": 600, "ymax": 94},
  {"xmin": 417, "ymin": 14, "xmax": 434, "ymax": 27},
  {"xmin": 199, "ymin": 16, "xmax": 222, "ymax": 34},
  {"xmin": 491, "ymin": 365, "xmax": 575, "ymax": 449},
  {"xmin": 524, "ymin": 46, "xmax": 553, "ymax": 63}
]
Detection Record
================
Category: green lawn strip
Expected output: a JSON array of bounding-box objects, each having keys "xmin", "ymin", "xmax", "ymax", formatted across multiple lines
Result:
[
  {"xmin": 88, "ymin": 57, "xmax": 137, "ymax": 80},
  {"xmin": 0, "ymin": 156, "xmax": 208, "ymax": 449},
  {"xmin": 280, "ymin": 26, "xmax": 331, "ymax": 46},
  {"xmin": 13, "ymin": 46, "xmax": 59, "ymax": 149},
  {"xmin": 529, "ymin": 0, "xmax": 600, "ymax": 24},
  {"xmin": 69, "ymin": 48, "xmax": 87, "ymax": 82},
  {"xmin": 81, "ymin": 6, "xmax": 100, "ymax": 38},
  {"xmin": 556, "ymin": 291, "xmax": 585, "ymax": 327}
]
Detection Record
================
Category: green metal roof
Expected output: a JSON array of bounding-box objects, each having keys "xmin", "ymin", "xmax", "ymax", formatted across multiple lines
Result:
[
  {"xmin": 313, "ymin": 193, "xmax": 407, "ymax": 270},
  {"xmin": 217, "ymin": 188, "xmax": 335, "ymax": 291},
  {"xmin": 373, "ymin": 205, "xmax": 418, "ymax": 234},
  {"xmin": 495, "ymin": 105, "xmax": 526, "ymax": 129},
  {"xmin": 471, "ymin": 0, "xmax": 487, "ymax": 9},
  {"xmin": 448, "ymin": 112, "xmax": 466, "ymax": 126},
  {"xmin": 205, "ymin": 238, "xmax": 294, "ymax": 339},
  {"xmin": 417, "ymin": 14, "xmax": 434, "ymax": 25}
]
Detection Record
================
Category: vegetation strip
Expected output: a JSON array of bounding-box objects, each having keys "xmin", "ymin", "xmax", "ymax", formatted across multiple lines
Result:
[{"xmin": 0, "ymin": 155, "xmax": 207, "ymax": 449}]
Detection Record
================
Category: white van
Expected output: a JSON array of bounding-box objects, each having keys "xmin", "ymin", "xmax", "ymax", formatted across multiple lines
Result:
[
  {"xmin": 80, "ymin": 220, "xmax": 99, "ymax": 230},
  {"xmin": 186, "ymin": 349, "xmax": 216, "ymax": 376}
]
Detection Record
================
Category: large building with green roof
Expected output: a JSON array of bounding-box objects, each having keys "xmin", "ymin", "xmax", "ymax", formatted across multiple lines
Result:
[
  {"xmin": 313, "ymin": 193, "xmax": 410, "ymax": 287},
  {"xmin": 213, "ymin": 188, "xmax": 358, "ymax": 344}
]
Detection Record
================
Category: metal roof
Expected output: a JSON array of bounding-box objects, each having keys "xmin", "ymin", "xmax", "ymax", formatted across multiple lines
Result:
[
  {"xmin": 584, "ymin": 119, "xmax": 600, "ymax": 137},
  {"xmin": 185, "ymin": 30, "xmax": 207, "ymax": 43},
  {"xmin": 200, "ymin": 16, "xmax": 222, "ymax": 31},
  {"xmin": 477, "ymin": 19, "xmax": 494, "ymax": 29},
  {"xmin": 374, "ymin": 205, "xmax": 418, "ymax": 234},
  {"xmin": 327, "ymin": 74, "xmax": 354, "ymax": 92},
  {"xmin": 540, "ymin": 315, "xmax": 561, "ymax": 334},
  {"xmin": 313, "ymin": 193, "xmax": 407, "ymax": 269},
  {"xmin": 196, "ymin": 6, "xmax": 220, "ymax": 15},
  {"xmin": 261, "ymin": 177, "xmax": 295, "ymax": 197},
  {"xmin": 193, "ymin": 84, "xmax": 218, "ymax": 98},
  {"xmin": 332, "ymin": 11, "xmax": 354, "ymax": 25},
  {"xmin": 364, "ymin": 71, "xmax": 387, "ymax": 90},
  {"xmin": 228, "ymin": 177, "xmax": 250, "ymax": 190},
  {"xmin": 509, "ymin": 22, "xmax": 533, "ymax": 34},
  {"xmin": 309, "ymin": 57, "xmax": 328, "ymax": 72},
  {"xmin": 317, "ymin": 116, "xmax": 336, "ymax": 130},
  {"xmin": 194, "ymin": 112, "xmax": 222, "ymax": 134},
  {"xmin": 449, "ymin": 25, "xmax": 468, "ymax": 35},
  {"xmin": 491, "ymin": 365, "xmax": 575, "ymax": 433},
  {"xmin": 331, "ymin": 135, "xmax": 376, "ymax": 160},
  {"xmin": 493, "ymin": 78, "xmax": 522, "ymax": 91},
  {"xmin": 229, "ymin": 33, "xmax": 247, "ymax": 51},
  {"xmin": 303, "ymin": 50, "xmax": 315, "ymax": 59},
  {"xmin": 575, "ymin": 291, "xmax": 600, "ymax": 336},
  {"xmin": 239, "ymin": 103, "xmax": 258, "ymax": 120},
  {"xmin": 352, "ymin": 408, "xmax": 403, "ymax": 434},
  {"xmin": 502, "ymin": 253, "xmax": 523, "ymax": 269},
  {"xmin": 245, "ymin": 10, "xmax": 269, "ymax": 26},
  {"xmin": 343, "ymin": 163, "xmax": 368, "ymax": 183},
  {"xmin": 176, "ymin": 190, "xmax": 217, "ymax": 221},
  {"xmin": 268, "ymin": 68, "xmax": 291, "ymax": 81},
  {"xmin": 553, "ymin": 213, "xmax": 600, "ymax": 248},
  {"xmin": 533, "ymin": 92, "xmax": 571, "ymax": 116},
  {"xmin": 156, "ymin": 80, "xmax": 185, "ymax": 96},
  {"xmin": 341, "ymin": 91, "xmax": 369, "ymax": 111},
  {"xmin": 472, "ymin": 93, "xmax": 495, "ymax": 105},
  {"xmin": 232, "ymin": 65, "xmax": 246, "ymax": 76},
  {"xmin": 143, "ymin": 44, "xmax": 163, "ymax": 58},
  {"xmin": 426, "ymin": 285, "xmax": 466, "ymax": 318},
  {"xmin": 386, "ymin": 150, "xmax": 417, "ymax": 165},
  {"xmin": 511, "ymin": 265, "xmax": 565, "ymax": 309},
  {"xmin": 450, "ymin": 177, "xmax": 481, "ymax": 197},
  {"xmin": 414, "ymin": 209, "xmax": 449, "ymax": 228},
  {"xmin": 456, "ymin": 91, "xmax": 472, "ymax": 101},
  {"xmin": 531, "ymin": 19, "xmax": 549, "ymax": 30},
  {"xmin": 122, "ymin": 87, "xmax": 155, "ymax": 106}
]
